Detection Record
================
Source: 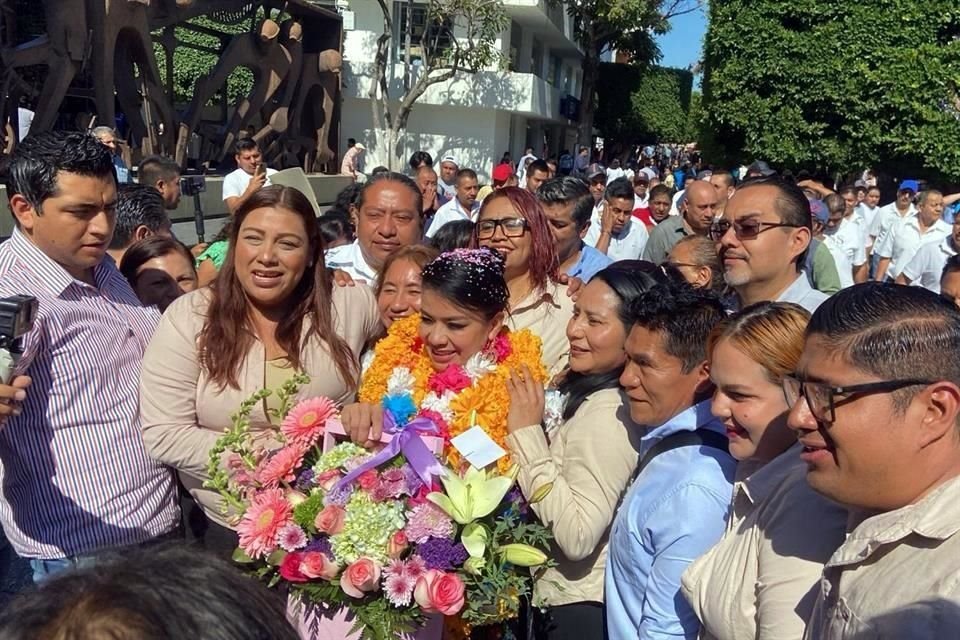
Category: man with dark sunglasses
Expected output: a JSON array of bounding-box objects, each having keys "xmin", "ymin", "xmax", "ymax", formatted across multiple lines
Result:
[
  {"xmin": 714, "ymin": 177, "xmax": 828, "ymax": 312},
  {"xmin": 784, "ymin": 283, "xmax": 960, "ymax": 639}
]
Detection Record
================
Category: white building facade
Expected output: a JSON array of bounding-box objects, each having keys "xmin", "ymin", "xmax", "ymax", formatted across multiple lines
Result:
[{"xmin": 337, "ymin": 0, "xmax": 583, "ymax": 180}]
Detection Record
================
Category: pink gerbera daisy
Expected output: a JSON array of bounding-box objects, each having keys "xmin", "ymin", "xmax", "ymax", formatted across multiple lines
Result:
[
  {"xmin": 281, "ymin": 397, "xmax": 337, "ymax": 447},
  {"xmin": 277, "ymin": 523, "xmax": 308, "ymax": 552},
  {"xmin": 257, "ymin": 446, "xmax": 305, "ymax": 488},
  {"xmin": 236, "ymin": 489, "xmax": 293, "ymax": 559},
  {"xmin": 384, "ymin": 572, "xmax": 416, "ymax": 607}
]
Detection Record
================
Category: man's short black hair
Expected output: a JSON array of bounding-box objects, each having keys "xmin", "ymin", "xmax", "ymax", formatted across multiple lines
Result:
[
  {"xmin": 5, "ymin": 131, "xmax": 115, "ymax": 212},
  {"xmin": 627, "ymin": 284, "xmax": 726, "ymax": 373},
  {"xmin": 527, "ymin": 159, "xmax": 550, "ymax": 177},
  {"xmin": 456, "ymin": 168, "xmax": 478, "ymax": 183},
  {"xmin": 537, "ymin": 177, "xmax": 593, "ymax": 230},
  {"xmin": 111, "ymin": 184, "xmax": 170, "ymax": 250},
  {"xmin": 649, "ymin": 184, "xmax": 672, "ymax": 201},
  {"xmin": 944, "ymin": 254, "xmax": 960, "ymax": 279},
  {"xmin": 605, "ymin": 177, "xmax": 635, "ymax": 202},
  {"xmin": 348, "ymin": 137, "xmax": 357, "ymax": 147},
  {"xmin": 233, "ymin": 139, "xmax": 259, "ymax": 155},
  {"xmin": 409, "ymin": 150, "xmax": 433, "ymax": 171},
  {"xmin": 358, "ymin": 171, "xmax": 423, "ymax": 218},
  {"xmin": 137, "ymin": 155, "xmax": 180, "ymax": 187},
  {"xmin": 808, "ymin": 283, "xmax": 960, "ymax": 413}
]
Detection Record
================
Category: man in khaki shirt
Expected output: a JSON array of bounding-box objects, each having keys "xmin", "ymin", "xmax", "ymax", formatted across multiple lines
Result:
[{"xmin": 784, "ymin": 283, "xmax": 960, "ymax": 639}]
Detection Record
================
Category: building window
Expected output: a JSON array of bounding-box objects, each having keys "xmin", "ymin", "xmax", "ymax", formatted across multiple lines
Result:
[
  {"xmin": 509, "ymin": 21, "xmax": 522, "ymax": 72},
  {"xmin": 531, "ymin": 38, "xmax": 544, "ymax": 78},
  {"xmin": 393, "ymin": 1, "xmax": 454, "ymax": 63}
]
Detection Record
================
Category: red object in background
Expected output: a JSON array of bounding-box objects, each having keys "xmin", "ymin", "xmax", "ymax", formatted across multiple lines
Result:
[{"xmin": 633, "ymin": 206, "xmax": 655, "ymax": 230}]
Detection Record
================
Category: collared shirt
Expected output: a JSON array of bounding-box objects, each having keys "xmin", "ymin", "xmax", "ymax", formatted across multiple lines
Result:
[
  {"xmin": 424, "ymin": 198, "xmax": 480, "ymax": 239},
  {"xmin": 324, "ymin": 241, "xmax": 378, "ymax": 283},
  {"xmin": 877, "ymin": 217, "xmax": 951, "ymax": 278},
  {"xmin": 221, "ymin": 166, "xmax": 277, "ymax": 201},
  {"xmin": 822, "ymin": 216, "xmax": 867, "ymax": 289},
  {"xmin": 777, "ymin": 273, "xmax": 830, "ymax": 313},
  {"xmin": 641, "ymin": 215, "xmax": 690, "ymax": 264},
  {"xmin": 902, "ymin": 236, "xmax": 958, "ymax": 293},
  {"xmin": 566, "ymin": 244, "xmax": 613, "ymax": 282},
  {"xmin": 0, "ymin": 229, "xmax": 178, "ymax": 559},
  {"xmin": 507, "ymin": 281, "xmax": 574, "ymax": 376},
  {"xmin": 805, "ymin": 474, "xmax": 960, "ymax": 639},
  {"xmin": 855, "ymin": 204, "xmax": 880, "ymax": 248},
  {"xmin": 605, "ymin": 400, "xmax": 736, "ymax": 640},
  {"xmin": 682, "ymin": 444, "xmax": 848, "ymax": 640},
  {"xmin": 585, "ymin": 209, "xmax": 650, "ymax": 262},
  {"xmin": 870, "ymin": 202, "xmax": 916, "ymax": 247}
]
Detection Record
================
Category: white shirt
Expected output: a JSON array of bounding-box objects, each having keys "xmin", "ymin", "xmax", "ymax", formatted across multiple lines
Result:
[
  {"xmin": 669, "ymin": 189, "xmax": 685, "ymax": 217},
  {"xmin": 822, "ymin": 216, "xmax": 867, "ymax": 289},
  {"xmin": 870, "ymin": 201, "xmax": 916, "ymax": 248},
  {"xmin": 424, "ymin": 197, "xmax": 480, "ymax": 238},
  {"xmin": 878, "ymin": 217, "xmax": 952, "ymax": 279},
  {"xmin": 855, "ymin": 204, "xmax": 880, "ymax": 248},
  {"xmin": 324, "ymin": 241, "xmax": 377, "ymax": 283},
  {"xmin": 584, "ymin": 207, "xmax": 650, "ymax": 262},
  {"xmin": 17, "ymin": 107, "xmax": 33, "ymax": 141},
  {"xmin": 901, "ymin": 237, "xmax": 958, "ymax": 293},
  {"xmin": 634, "ymin": 194, "xmax": 649, "ymax": 209},
  {"xmin": 221, "ymin": 166, "xmax": 278, "ymax": 201},
  {"xmin": 605, "ymin": 167, "xmax": 626, "ymax": 183}
]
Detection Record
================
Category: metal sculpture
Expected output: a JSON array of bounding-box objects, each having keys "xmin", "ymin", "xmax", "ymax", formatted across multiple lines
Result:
[{"xmin": 0, "ymin": 0, "xmax": 343, "ymax": 172}]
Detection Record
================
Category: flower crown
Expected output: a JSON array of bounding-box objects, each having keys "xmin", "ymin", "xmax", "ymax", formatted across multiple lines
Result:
[{"xmin": 421, "ymin": 247, "xmax": 508, "ymax": 307}]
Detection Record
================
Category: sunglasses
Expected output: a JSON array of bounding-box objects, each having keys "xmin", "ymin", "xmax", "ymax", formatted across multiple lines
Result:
[
  {"xmin": 709, "ymin": 219, "xmax": 803, "ymax": 242},
  {"xmin": 476, "ymin": 217, "xmax": 529, "ymax": 239},
  {"xmin": 782, "ymin": 375, "xmax": 934, "ymax": 424}
]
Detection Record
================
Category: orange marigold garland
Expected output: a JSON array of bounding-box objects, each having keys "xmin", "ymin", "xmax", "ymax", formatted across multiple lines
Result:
[{"xmin": 359, "ymin": 313, "xmax": 545, "ymax": 472}]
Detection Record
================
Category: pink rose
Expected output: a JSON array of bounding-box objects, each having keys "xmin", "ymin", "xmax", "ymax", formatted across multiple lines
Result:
[
  {"xmin": 299, "ymin": 551, "xmax": 340, "ymax": 580},
  {"xmin": 316, "ymin": 469, "xmax": 342, "ymax": 491},
  {"xmin": 428, "ymin": 365, "xmax": 472, "ymax": 394},
  {"xmin": 279, "ymin": 552, "xmax": 309, "ymax": 583},
  {"xmin": 413, "ymin": 569, "xmax": 465, "ymax": 616},
  {"xmin": 357, "ymin": 470, "xmax": 379, "ymax": 491},
  {"xmin": 314, "ymin": 505, "xmax": 346, "ymax": 535},
  {"xmin": 340, "ymin": 557, "xmax": 382, "ymax": 598},
  {"xmin": 387, "ymin": 530, "xmax": 409, "ymax": 559}
]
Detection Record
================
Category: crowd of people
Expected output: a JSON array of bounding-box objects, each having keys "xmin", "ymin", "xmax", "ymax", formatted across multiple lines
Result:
[{"xmin": 0, "ymin": 129, "xmax": 958, "ymax": 640}]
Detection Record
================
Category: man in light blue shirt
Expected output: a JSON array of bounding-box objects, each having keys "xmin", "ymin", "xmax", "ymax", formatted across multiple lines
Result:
[
  {"xmin": 606, "ymin": 285, "xmax": 737, "ymax": 639},
  {"xmin": 538, "ymin": 176, "xmax": 613, "ymax": 282}
]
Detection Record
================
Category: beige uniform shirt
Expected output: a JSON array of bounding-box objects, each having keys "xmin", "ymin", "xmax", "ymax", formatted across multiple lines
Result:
[
  {"xmin": 505, "ymin": 387, "xmax": 642, "ymax": 606},
  {"xmin": 804, "ymin": 474, "xmax": 960, "ymax": 640},
  {"xmin": 507, "ymin": 281, "xmax": 573, "ymax": 376},
  {"xmin": 682, "ymin": 444, "xmax": 848, "ymax": 640},
  {"xmin": 139, "ymin": 286, "xmax": 380, "ymax": 527}
]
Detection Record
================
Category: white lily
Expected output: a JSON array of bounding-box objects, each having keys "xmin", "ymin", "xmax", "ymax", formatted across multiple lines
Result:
[{"xmin": 427, "ymin": 466, "xmax": 515, "ymax": 525}]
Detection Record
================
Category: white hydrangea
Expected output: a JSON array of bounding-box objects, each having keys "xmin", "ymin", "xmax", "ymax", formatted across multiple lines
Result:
[{"xmin": 420, "ymin": 390, "xmax": 455, "ymax": 423}]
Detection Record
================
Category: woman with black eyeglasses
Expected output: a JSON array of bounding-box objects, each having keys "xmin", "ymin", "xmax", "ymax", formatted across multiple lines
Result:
[
  {"xmin": 681, "ymin": 302, "xmax": 847, "ymax": 640},
  {"xmin": 473, "ymin": 187, "xmax": 574, "ymax": 374}
]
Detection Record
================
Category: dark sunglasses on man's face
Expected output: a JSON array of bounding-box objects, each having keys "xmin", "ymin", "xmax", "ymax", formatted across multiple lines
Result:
[{"xmin": 709, "ymin": 218, "xmax": 803, "ymax": 242}]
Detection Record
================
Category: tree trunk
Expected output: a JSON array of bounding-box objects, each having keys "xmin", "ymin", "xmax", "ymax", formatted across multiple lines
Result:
[{"xmin": 576, "ymin": 23, "xmax": 600, "ymax": 151}]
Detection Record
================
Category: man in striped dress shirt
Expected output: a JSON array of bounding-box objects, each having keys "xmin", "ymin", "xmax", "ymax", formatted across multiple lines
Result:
[{"xmin": 0, "ymin": 131, "xmax": 179, "ymax": 582}]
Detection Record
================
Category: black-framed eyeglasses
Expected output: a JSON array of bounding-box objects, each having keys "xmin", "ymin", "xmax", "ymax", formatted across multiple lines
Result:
[
  {"xmin": 664, "ymin": 261, "xmax": 700, "ymax": 270},
  {"xmin": 782, "ymin": 375, "xmax": 935, "ymax": 424},
  {"xmin": 709, "ymin": 219, "xmax": 802, "ymax": 242},
  {"xmin": 476, "ymin": 217, "xmax": 529, "ymax": 239}
]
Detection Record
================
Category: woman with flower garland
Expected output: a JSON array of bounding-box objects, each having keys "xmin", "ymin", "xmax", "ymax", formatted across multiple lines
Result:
[
  {"xmin": 503, "ymin": 261, "xmax": 668, "ymax": 640},
  {"xmin": 139, "ymin": 185, "xmax": 382, "ymax": 556},
  {"xmin": 342, "ymin": 247, "xmax": 547, "ymax": 469},
  {"xmin": 473, "ymin": 187, "xmax": 574, "ymax": 375},
  {"xmin": 680, "ymin": 303, "xmax": 847, "ymax": 640}
]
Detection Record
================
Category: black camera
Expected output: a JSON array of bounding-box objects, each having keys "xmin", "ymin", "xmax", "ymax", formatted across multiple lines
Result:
[
  {"xmin": 0, "ymin": 295, "xmax": 37, "ymax": 351},
  {"xmin": 180, "ymin": 175, "xmax": 207, "ymax": 197}
]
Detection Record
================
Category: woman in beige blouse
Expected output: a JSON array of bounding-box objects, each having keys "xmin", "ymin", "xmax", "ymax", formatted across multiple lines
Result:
[
  {"xmin": 504, "ymin": 262, "xmax": 669, "ymax": 640},
  {"xmin": 474, "ymin": 187, "xmax": 573, "ymax": 375},
  {"xmin": 139, "ymin": 185, "xmax": 381, "ymax": 557},
  {"xmin": 681, "ymin": 302, "xmax": 848, "ymax": 640}
]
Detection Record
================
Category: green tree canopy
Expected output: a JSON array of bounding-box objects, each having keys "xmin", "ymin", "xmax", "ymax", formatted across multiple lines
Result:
[
  {"xmin": 595, "ymin": 64, "xmax": 694, "ymax": 144},
  {"xmin": 700, "ymin": 0, "xmax": 960, "ymax": 179}
]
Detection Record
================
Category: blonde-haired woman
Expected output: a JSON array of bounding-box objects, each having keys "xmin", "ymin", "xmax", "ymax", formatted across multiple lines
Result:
[{"xmin": 681, "ymin": 302, "xmax": 847, "ymax": 640}]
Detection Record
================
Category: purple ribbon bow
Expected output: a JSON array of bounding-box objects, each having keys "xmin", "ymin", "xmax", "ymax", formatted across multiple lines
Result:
[{"xmin": 331, "ymin": 412, "xmax": 443, "ymax": 495}]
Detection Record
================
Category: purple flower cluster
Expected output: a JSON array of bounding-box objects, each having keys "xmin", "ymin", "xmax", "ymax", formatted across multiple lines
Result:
[
  {"xmin": 304, "ymin": 535, "xmax": 334, "ymax": 560},
  {"xmin": 295, "ymin": 468, "xmax": 315, "ymax": 491},
  {"xmin": 401, "ymin": 464, "xmax": 425, "ymax": 496},
  {"xmin": 415, "ymin": 537, "xmax": 468, "ymax": 571},
  {"xmin": 323, "ymin": 483, "xmax": 354, "ymax": 507}
]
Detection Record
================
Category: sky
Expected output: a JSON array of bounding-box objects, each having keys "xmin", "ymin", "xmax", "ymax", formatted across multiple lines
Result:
[{"xmin": 655, "ymin": 5, "xmax": 707, "ymax": 79}]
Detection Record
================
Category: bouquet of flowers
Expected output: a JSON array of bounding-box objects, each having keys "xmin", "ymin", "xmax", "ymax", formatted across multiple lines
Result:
[{"xmin": 206, "ymin": 373, "xmax": 554, "ymax": 640}]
